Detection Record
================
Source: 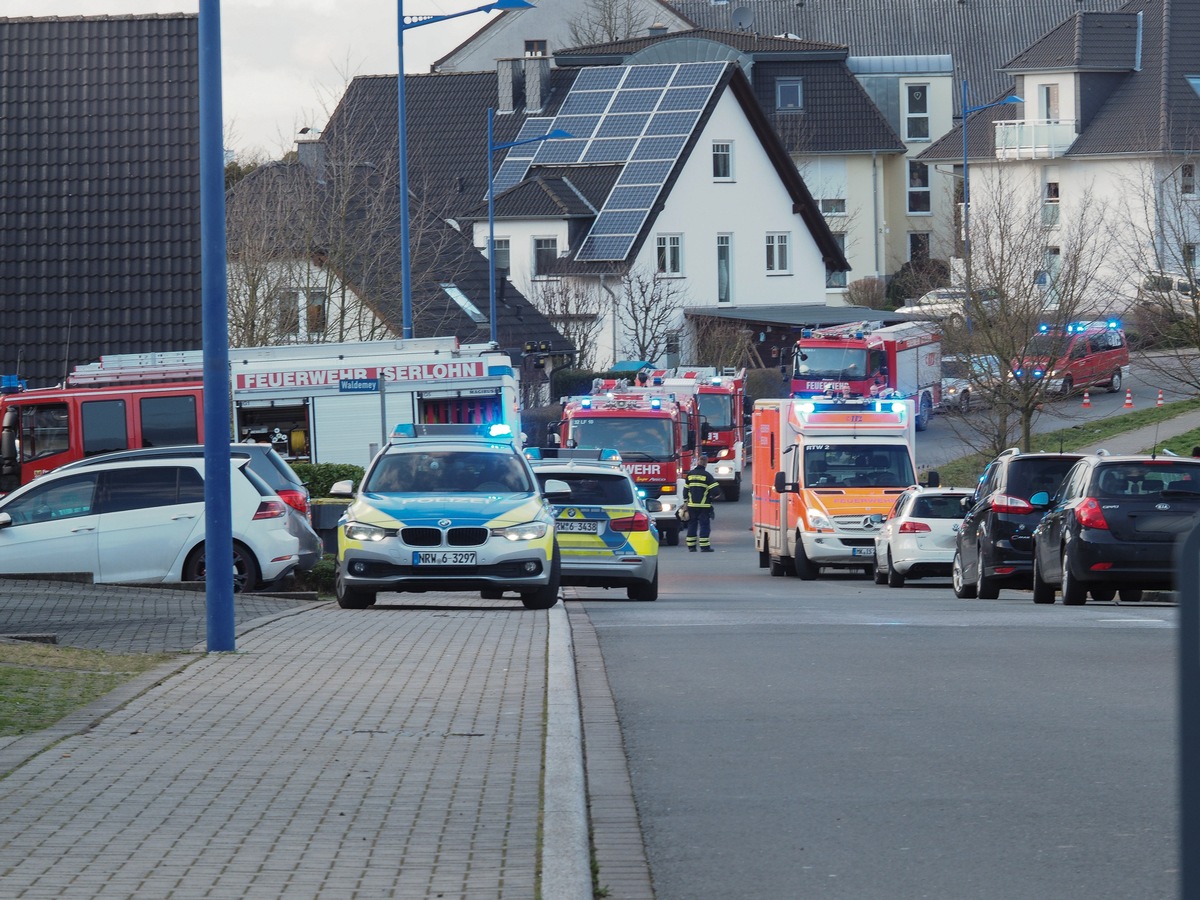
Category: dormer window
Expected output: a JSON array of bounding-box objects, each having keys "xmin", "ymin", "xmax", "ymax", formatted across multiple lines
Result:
[
  {"xmin": 776, "ymin": 79, "xmax": 803, "ymax": 111},
  {"xmin": 524, "ymin": 40, "xmax": 547, "ymax": 56},
  {"xmin": 904, "ymin": 84, "xmax": 929, "ymax": 141}
]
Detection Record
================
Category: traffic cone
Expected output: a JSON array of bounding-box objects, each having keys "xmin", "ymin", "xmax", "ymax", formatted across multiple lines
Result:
[
  {"xmin": 1157, "ymin": 389, "xmax": 1164, "ymax": 407},
  {"xmin": 1124, "ymin": 388, "xmax": 1133, "ymax": 409},
  {"xmin": 1081, "ymin": 390, "xmax": 1091, "ymax": 408}
]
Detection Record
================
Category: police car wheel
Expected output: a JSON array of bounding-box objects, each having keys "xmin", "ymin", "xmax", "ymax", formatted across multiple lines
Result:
[
  {"xmin": 521, "ymin": 543, "xmax": 561, "ymax": 610},
  {"xmin": 627, "ymin": 567, "xmax": 658, "ymax": 601},
  {"xmin": 335, "ymin": 566, "xmax": 376, "ymax": 609}
]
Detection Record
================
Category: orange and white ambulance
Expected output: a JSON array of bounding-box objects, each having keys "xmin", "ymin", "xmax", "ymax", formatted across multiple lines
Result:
[{"xmin": 750, "ymin": 396, "xmax": 931, "ymax": 580}]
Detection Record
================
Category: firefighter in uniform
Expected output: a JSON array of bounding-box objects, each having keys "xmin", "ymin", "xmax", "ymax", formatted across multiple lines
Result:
[{"xmin": 684, "ymin": 452, "xmax": 722, "ymax": 552}]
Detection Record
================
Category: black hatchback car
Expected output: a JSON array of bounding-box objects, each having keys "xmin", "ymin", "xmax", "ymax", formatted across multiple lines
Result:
[
  {"xmin": 1030, "ymin": 455, "xmax": 1200, "ymax": 604},
  {"xmin": 953, "ymin": 448, "xmax": 1083, "ymax": 599}
]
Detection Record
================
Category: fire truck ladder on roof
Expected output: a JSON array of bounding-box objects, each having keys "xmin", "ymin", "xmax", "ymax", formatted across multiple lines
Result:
[{"xmin": 66, "ymin": 351, "xmax": 206, "ymax": 386}]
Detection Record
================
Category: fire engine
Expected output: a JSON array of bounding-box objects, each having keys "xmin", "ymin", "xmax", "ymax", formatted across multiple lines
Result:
[
  {"xmin": 790, "ymin": 321, "xmax": 941, "ymax": 431},
  {"xmin": 644, "ymin": 367, "xmax": 747, "ymax": 500},
  {"xmin": 751, "ymin": 396, "xmax": 933, "ymax": 579},
  {"xmin": 553, "ymin": 378, "xmax": 703, "ymax": 546},
  {"xmin": 0, "ymin": 338, "xmax": 520, "ymax": 493}
]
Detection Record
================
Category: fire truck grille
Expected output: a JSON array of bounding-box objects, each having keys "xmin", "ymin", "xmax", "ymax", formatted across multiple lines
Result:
[
  {"xmin": 400, "ymin": 527, "xmax": 491, "ymax": 547},
  {"xmin": 833, "ymin": 516, "xmax": 878, "ymax": 534}
]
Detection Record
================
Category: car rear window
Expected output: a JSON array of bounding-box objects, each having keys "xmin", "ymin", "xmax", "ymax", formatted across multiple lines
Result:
[
  {"xmin": 1007, "ymin": 457, "xmax": 1080, "ymax": 499},
  {"xmin": 538, "ymin": 473, "xmax": 634, "ymax": 504},
  {"xmin": 912, "ymin": 495, "xmax": 969, "ymax": 519},
  {"xmin": 1095, "ymin": 463, "xmax": 1200, "ymax": 497}
]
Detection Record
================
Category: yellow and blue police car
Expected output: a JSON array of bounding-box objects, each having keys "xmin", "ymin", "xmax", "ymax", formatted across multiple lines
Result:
[
  {"xmin": 525, "ymin": 448, "xmax": 660, "ymax": 601},
  {"xmin": 331, "ymin": 423, "xmax": 564, "ymax": 609}
]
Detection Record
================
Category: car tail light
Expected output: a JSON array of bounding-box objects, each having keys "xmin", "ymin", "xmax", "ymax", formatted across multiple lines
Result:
[
  {"xmin": 611, "ymin": 512, "xmax": 651, "ymax": 532},
  {"xmin": 898, "ymin": 521, "xmax": 931, "ymax": 533},
  {"xmin": 276, "ymin": 488, "xmax": 310, "ymax": 517},
  {"xmin": 991, "ymin": 493, "xmax": 1033, "ymax": 514},
  {"xmin": 1074, "ymin": 497, "xmax": 1110, "ymax": 530},
  {"xmin": 253, "ymin": 499, "xmax": 288, "ymax": 520}
]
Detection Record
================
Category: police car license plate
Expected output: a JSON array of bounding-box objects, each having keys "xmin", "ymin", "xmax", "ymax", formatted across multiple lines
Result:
[
  {"xmin": 557, "ymin": 520, "xmax": 599, "ymax": 533},
  {"xmin": 413, "ymin": 551, "xmax": 477, "ymax": 566}
]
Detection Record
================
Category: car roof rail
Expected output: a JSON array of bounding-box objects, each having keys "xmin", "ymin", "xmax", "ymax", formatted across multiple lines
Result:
[{"xmin": 998, "ymin": 447, "xmax": 1020, "ymax": 457}]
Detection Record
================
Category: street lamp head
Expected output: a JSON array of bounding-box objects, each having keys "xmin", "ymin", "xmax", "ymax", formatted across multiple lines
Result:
[
  {"xmin": 1000, "ymin": 94, "xmax": 1023, "ymax": 105},
  {"xmin": 489, "ymin": 0, "xmax": 535, "ymax": 8},
  {"xmin": 544, "ymin": 129, "xmax": 573, "ymax": 140}
]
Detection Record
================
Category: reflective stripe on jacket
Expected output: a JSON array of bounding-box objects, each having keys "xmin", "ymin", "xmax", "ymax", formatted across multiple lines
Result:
[{"xmin": 684, "ymin": 466, "xmax": 721, "ymax": 508}]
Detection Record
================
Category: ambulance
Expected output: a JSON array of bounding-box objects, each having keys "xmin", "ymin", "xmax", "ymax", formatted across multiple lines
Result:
[{"xmin": 751, "ymin": 397, "xmax": 932, "ymax": 580}]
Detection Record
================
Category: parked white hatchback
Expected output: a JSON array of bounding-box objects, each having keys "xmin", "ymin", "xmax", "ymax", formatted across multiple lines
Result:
[
  {"xmin": 0, "ymin": 456, "xmax": 299, "ymax": 591},
  {"xmin": 872, "ymin": 487, "xmax": 974, "ymax": 587}
]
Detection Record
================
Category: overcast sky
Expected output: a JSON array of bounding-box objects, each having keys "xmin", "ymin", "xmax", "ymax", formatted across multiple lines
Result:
[{"xmin": 7, "ymin": 1, "xmax": 486, "ymax": 159}]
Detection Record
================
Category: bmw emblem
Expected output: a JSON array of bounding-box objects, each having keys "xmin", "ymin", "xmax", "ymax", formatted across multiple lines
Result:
[{"xmin": 438, "ymin": 518, "xmax": 452, "ymax": 527}]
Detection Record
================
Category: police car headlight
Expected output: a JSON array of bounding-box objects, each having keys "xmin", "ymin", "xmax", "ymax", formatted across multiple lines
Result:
[
  {"xmin": 495, "ymin": 521, "xmax": 549, "ymax": 541},
  {"xmin": 345, "ymin": 522, "xmax": 387, "ymax": 542}
]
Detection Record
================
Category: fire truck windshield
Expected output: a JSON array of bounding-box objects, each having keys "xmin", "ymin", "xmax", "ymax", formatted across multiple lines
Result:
[
  {"xmin": 802, "ymin": 444, "xmax": 915, "ymax": 488},
  {"xmin": 698, "ymin": 394, "xmax": 733, "ymax": 429},
  {"xmin": 570, "ymin": 417, "xmax": 673, "ymax": 459},
  {"xmin": 793, "ymin": 347, "xmax": 869, "ymax": 380}
]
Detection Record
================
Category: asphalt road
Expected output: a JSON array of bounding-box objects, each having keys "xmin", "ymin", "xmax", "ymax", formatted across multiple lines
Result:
[{"xmin": 579, "ymin": 498, "xmax": 1179, "ymax": 900}]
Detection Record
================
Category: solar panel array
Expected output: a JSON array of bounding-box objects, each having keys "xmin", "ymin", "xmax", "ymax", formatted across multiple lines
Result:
[
  {"xmin": 527, "ymin": 62, "xmax": 728, "ymax": 262},
  {"xmin": 488, "ymin": 117, "xmax": 558, "ymax": 198}
]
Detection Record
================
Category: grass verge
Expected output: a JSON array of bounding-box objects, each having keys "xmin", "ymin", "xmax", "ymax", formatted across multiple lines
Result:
[
  {"xmin": 0, "ymin": 641, "xmax": 178, "ymax": 738},
  {"xmin": 935, "ymin": 396, "xmax": 1200, "ymax": 489}
]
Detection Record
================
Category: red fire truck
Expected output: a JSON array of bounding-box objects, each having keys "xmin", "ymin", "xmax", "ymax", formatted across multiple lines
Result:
[
  {"xmin": 0, "ymin": 338, "xmax": 520, "ymax": 494},
  {"xmin": 646, "ymin": 367, "xmax": 746, "ymax": 500},
  {"xmin": 790, "ymin": 321, "xmax": 941, "ymax": 431},
  {"xmin": 553, "ymin": 378, "xmax": 703, "ymax": 546}
]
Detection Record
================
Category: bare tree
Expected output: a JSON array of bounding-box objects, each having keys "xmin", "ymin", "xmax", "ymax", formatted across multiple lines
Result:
[
  {"xmin": 686, "ymin": 315, "xmax": 763, "ymax": 369},
  {"xmin": 528, "ymin": 278, "xmax": 605, "ymax": 369},
  {"xmin": 1109, "ymin": 155, "xmax": 1200, "ymax": 390},
  {"xmin": 615, "ymin": 267, "xmax": 687, "ymax": 362},
  {"xmin": 568, "ymin": 0, "xmax": 653, "ymax": 46},
  {"xmin": 938, "ymin": 166, "xmax": 1111, "ymax": 455}
]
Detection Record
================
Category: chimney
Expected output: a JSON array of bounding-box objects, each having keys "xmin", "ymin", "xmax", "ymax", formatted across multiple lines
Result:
[
  {"xmin": 497, "ymin": 58, "xmax": 524, "ymax": 113},
  {"xmin": 522, "ymin": 56, "xmax": 550, "ymax": 113},
  {"xmin": 647, "ymin": 22, "xmax": 669, "ymax": 36},
  {"xmin": 296, "ymin": 137, "xmax": 326, "ymax": 171}
]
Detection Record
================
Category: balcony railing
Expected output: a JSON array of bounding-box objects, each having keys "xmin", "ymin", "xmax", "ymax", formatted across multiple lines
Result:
[{"xmin": 993, "ymin": 119, "xmax": 1077, "ymax": 160}]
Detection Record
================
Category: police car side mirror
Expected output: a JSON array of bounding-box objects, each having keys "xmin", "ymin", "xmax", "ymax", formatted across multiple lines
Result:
[
  {"xmin": 330, "ymin": 479, "xmax": 356, "ymax": 497},
  {"xmin": 542, "ymin": 479, "xmax": 571, "ymax": 502}
]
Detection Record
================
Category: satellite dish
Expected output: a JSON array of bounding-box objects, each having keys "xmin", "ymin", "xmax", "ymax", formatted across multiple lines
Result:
[{"xmin": 731, "ymin": 6, "xmax": 755, "ymax": 29}]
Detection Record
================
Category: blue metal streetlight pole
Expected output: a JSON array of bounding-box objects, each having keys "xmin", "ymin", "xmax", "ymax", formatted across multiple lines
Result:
[
  {"xmin": 486, "ymin": 107, "xmax": 571, "ymax": 344},
  {"xmin": 397, "ymin": 0, "xmax": 534, "ymax": 339}
]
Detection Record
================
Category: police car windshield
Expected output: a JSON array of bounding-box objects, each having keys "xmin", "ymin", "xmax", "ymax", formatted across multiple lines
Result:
[{"xmin": 367, "ymin": 449, "xmax": 532, "ymax": 493}]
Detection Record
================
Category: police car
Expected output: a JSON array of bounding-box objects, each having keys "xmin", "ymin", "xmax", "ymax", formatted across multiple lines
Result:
[
  {"xmin": 525, "ymin": 448, "xmax": 660, "ymax": 601},
  {"xmin": 331, "ymin": 423, "xmax": 564, "ymax": 610}
]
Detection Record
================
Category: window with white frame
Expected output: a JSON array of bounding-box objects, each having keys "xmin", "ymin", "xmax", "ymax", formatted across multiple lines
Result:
[
  {"xmin": 533, "ymin": 237, "xmax": 558, "ymax": 277},
  {"xmin": 276, "ymin": 289, "xmax": 301, "ymax": 336},
  {"xmin": 1187, "ymin": 243, "xmax": 1198, "ymax": 268},
  {"xmin": 492, "ymin": 238, "xmax": 511, "ymax": 275},
  {"xmin": 656, "ymin": 234, "xmax": 683, "ymax": 275},
  {"xmin": 800, "ymin": 157, "xmax": 847, "ymax": 216},
  {"xmin": 524, "ymin": 40, "xmax": 547, "ymax": 56},
  {"xmin": 826, "ymin": 234, "xmax": 847, "ymax": 288},
  {"xmin": 1039, "ymin": 83, "xmax": 1060, "ymax": 123},
  {"xmin": 904, "ymin": 84, "xmax": 930, "ymax": 141},
  {"xmin": 776, "ymin": 79, "xmax": 803, "ymax": 111},
  {"xmin": 908, "ymin": 232, "xmax": 930, "ymax": 262},
  {"xmin": 907, "ymin": 161, "xmax": 931, "ymax": 214},
  {"xmin": 716, "ymin": 234, "xmax": 733, "ymax": 303},
  {"xmin": 712, "ymin": 141, "xmax": 733, "ymax": 180},
  {"xmin": 765, "ymin": 233, "xmax": 791, "ymax": 273},
  {"xmin": 1183, "ymin": 163, "xmax": 1196, "ymax": 196},
  {"xmin": 306, "ymin": 291, "xmax": 327, "ymax": 336}
]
